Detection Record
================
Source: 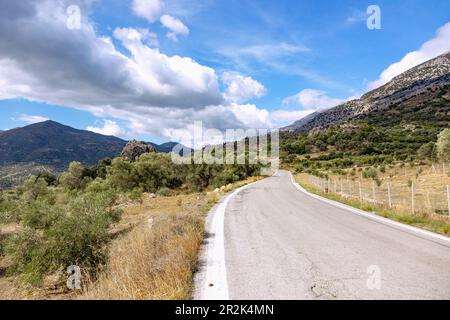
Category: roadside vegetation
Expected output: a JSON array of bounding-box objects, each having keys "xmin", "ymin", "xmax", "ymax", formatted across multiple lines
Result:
[
  {"xmin": 0, "ymin": 151, "xmax": 262, "ymax": 298},
  {"xmin": 284, "ymin": 124, "xmax": 450, "ymax": 235}
]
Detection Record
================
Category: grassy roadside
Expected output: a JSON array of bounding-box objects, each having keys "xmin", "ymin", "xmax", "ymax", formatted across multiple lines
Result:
[
  {"xmin": 293, "ymin": 172, "xmax": 450, "ymax": 236},
  {"xmin": 78, "ymin": 176, "xmax": 262, "ymax": 300}
]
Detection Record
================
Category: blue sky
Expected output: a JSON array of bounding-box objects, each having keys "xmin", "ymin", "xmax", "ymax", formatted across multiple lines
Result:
[{"xmin": 0, "ymin": 0, "xmax": 449, "ymax": 143}]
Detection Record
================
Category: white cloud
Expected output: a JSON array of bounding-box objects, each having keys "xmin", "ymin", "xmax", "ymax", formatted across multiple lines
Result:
[
  {"xmin": 367, "ymin": 22, "xmax": 450, "ymax": 91},
  {"xmin": 269, "ymin": 110, "xmax": 315, "ymax": 127},
  {"xmin": 132, "ymin": 0, "xmax": 164, "ymax": 23},
  {"xmin": 282, "ymin": 89, "xmax": 345, "ymax": 110},
  {"xmin": 86, "ymin": 120, "xmax": 125, "ymax": 137},
  {"xmin": 0, "ymin": 0, "xmax": 294, "ymax": 141},
  {"xmin": 346, "ymin": 10, "xmax": 367, "ymax": 25},
  {"xmin": 221, "ymin": 72, "xmax": 266, "ymax": 103},
  {"xmin": 217, "ymin": 42, "xmax": 310, "ymax": 69},
  {"xmin": 160, "ymin": 14, "xmax": 189, "ymax": 41},
  {"xmin": 17, "ymin": 114, "xmax": 49, "ymax": 124}
]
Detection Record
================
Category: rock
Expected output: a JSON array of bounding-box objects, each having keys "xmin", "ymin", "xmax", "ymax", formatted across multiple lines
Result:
[
  {"xmin": 148, "ymin": 193, "xmax": 156, "ymax": 198},
  {"xmin": 214, "ymin": 188, "xmax": 220, "ymax": 193},
  {"xmin": 121, "ymin": 140, "xmax": 156, "ymax": 161}
]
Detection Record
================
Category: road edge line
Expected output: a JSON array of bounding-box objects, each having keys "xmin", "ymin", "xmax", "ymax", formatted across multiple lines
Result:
[
  {"xmin": 196, "ymin": 179, "xmax": 264, "ymax": 300},
  {"xmin": 288, "ymin": 171, "xmax": 450, "ymax": 245}
]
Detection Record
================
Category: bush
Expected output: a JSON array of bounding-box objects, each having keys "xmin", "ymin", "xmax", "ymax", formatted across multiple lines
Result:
[
  {"xmin": 363, "ymin": 167, "xmax": 378, "ymax": 180},
  {"xmin": 6, "ymin": 191, "xmax": 121, "ymax": 285},
  {"xmin": 437, "ymin": 128, "xmax": 450, "ymax": 162},
  {"xmin": 211, "ymin": 168, "xmax": 239, "ymax": 188},
  {"xmin": 156, "ymin": 187, "xmax": 172, "ymax": 197}
]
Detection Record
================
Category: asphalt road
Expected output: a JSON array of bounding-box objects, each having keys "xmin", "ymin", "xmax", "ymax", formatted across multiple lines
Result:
[{"xmin": 194, "ymin": 170, "xmax": 450, "ymax": 300}]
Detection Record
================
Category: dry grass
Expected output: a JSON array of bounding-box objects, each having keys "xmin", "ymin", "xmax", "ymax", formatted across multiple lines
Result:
[
  {"xmin": 295, "ymin": 171, "xmax": 450, "ymax": 236},
  {"xmin": 0, "ymin": 176, "xmax": 262, "ymax": 300},
  {"xmin": 78, "ymin": 176, "xmax": 262, "ymax": 300}
]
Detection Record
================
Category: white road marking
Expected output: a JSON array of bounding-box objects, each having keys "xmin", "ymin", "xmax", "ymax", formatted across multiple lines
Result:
[
  {"xmin": 289, "ymin": 172, "xmax": 450, "ymax": 246},
  {"xmin": 199, "ymin": 182, "xmax": 255, "ymax": 300}
]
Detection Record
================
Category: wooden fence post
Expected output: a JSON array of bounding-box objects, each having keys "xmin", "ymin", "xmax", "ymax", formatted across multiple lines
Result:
[
  {"xmin": 359, "ymin": 181, "xmax": 362, "ymax": 202},
  {"xmin": 427, "ymin": 191, "xmax": 432, "ymax": 214},
  {"xmin": 372, "ymin": 181, "xmax": 376, "ymax": 202},
  {"xmin": 447, "ymin": 185, "xmax": 450, "ymax": 216},
  {"xmin": 348, "ymin": 179, "xmax": 351, "ymax": 197},
  {"xmin": 387, "ymin": 181, "xmax": 392, "ymax": 209}
]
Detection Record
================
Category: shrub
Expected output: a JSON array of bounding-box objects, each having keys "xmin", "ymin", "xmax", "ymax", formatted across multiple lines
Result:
[
  {"xmin": 156, "ymin": 187, "xmax": 172, "ymax": 197},
  {"xmin": 6, "ymin": 191, "xmax": 121, "ymax": 285},
  {"xmin": 436, "ymin": 128, "xmax": 450, "ymax": 162},
  {"xmin": 211, "ymin": 168, "xmax": 239, "ymax": 188},
  {"xmin": 363, "ymin": 167, "xmax": 378, "ymax": 179}
]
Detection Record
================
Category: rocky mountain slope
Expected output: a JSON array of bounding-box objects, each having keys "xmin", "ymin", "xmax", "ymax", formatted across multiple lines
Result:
[{"xmin": 283, "ymin": 52, "xmax": 450, "ymax": 134}]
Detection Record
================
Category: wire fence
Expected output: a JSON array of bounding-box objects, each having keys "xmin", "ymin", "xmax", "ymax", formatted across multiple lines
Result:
[{"xmin": 307, "ymin": 172, "xmax": 450, "ymax": 217}]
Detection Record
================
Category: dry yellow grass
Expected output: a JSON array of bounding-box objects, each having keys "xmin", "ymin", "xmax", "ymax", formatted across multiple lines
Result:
[
  {"xmin": 295, "ymin": 168, "xmax": 450, "ymax": 236},
  {"xmin": 0, "ymin": 176, "xmax": 262, "ymax": 300},
  {"xmin": 78, "ymin": 176, "xmax": 262, "ymax": 300}
]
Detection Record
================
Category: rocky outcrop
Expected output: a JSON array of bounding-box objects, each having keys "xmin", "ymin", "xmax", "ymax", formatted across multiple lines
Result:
[
  {"xmin": 283, "ymin": 52, "xmax": 450, "ymax": 134},
  {"xmin": 120, "ymin": 140, "xmax": 156, "ymax": 160}
]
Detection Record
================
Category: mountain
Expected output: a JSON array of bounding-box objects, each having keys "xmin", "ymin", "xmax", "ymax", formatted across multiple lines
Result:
[
  {"xmin": 281, "ymin": 111, "xmax": 321, "ymax": 133},
  {"xmin": 0, "ymin": 120, "xmax": 127, "ymax": 169},
  {"xmin": 0, "ymin": 120, "xmax": 189, "ymax": 169},
  {"xmin": 283, "ymin": 52, "xmax": 450, "ymax": 134}
]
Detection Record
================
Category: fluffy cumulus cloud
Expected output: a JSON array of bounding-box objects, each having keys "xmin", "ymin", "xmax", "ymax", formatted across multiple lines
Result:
[
  {"xmin": 17, "ymin": 114, "xmax": 49, "ymax": 125},
  {"xmin": 367, "ymin": 22, "xmax": 450, "ymax": 91},
  {"xmin": 132, "ymin": 0, "xmax": 164, "ymax": 23},
  {"xmin": 221, "ymin": 72, "xmax": 267, "ymax": 103},
  {"xmin": 0, "ymin": 0, "xmax": 276, "ymax": 142},
  {"xmin": 86, "ymin": 120, "xmax": 125, "ymax": 137},
  {"xmin": 160, "ymin": 14, "xmax": 189, "ymax": 41},
  {"xmin": 282, "ymin": 89, "xmax": 344, "ymax": 110}
]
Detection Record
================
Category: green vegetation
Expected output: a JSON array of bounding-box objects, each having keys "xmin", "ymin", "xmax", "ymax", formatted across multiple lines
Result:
[
  {"xmin": 282, "ymin": 120, "xmax": 448, "ymax": 174},
  {"xmin": 437, "ymin": 128, "xmax": 450, "ymax": 162}
]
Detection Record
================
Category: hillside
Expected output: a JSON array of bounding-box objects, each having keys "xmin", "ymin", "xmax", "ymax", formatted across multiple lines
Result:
[
  {"xmin": 0, "ymin": 120, "xmax": 127, "ymax": 169},
  {"xmin": 283, "ymin": 52, "xmax": 450, "ymax": 134},
  {"xmin": 0, "ymin": 121, "xmax": 190, "ymax": 188}
]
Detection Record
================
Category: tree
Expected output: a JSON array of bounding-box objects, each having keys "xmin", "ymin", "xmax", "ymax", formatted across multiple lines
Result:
[
  {"xmin": 436, "ymin": 128, "xmax": 450, "ymax": 162},
  {"xmin": 417, "ymin": 142, "xmax": 437, "ymax": 161},
  {"xmin": 59, "ymin": 161, "xmax": 88, "ymax": 190}
]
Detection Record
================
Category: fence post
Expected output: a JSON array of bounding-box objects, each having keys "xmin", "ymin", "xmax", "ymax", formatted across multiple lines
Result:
[
  {"xmin": 372, "ymin": 181, "xmax": 376, "ymax": 202},
  {"xmin": 359, "ymin": 181, "xmax": 362, "ymax": 202},
  {"xmin": 447, "ymin": 185, "xmax": 450, "ymax": 216},
  {"xmin": 348, "ymin": 179, "xmax": 352, "ymax": 197},
  {"xmin": 334, "ymin": 180, "xmax": 337, "ymax": 193},
  {"xmin": 411, "ymin": 182, "xmax": 415, "ymax": 215},
  {"xmin": 387, "ymin": 181, "xmax": 392, "ymax": 209}
]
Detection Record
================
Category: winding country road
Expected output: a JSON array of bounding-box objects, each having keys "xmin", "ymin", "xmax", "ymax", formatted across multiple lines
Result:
[{"xmin": 194, "ymin": 170, "xmax": 450, "ymax": 300}]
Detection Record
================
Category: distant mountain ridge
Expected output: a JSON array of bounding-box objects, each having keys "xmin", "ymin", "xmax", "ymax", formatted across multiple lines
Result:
[
  {"xmin": 282, "ymin": 52, "xmax": 450, "ymax": 134},
  {"xmin": 0, "ymin": 120, "xmax": 184, "ymax": 170}
]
